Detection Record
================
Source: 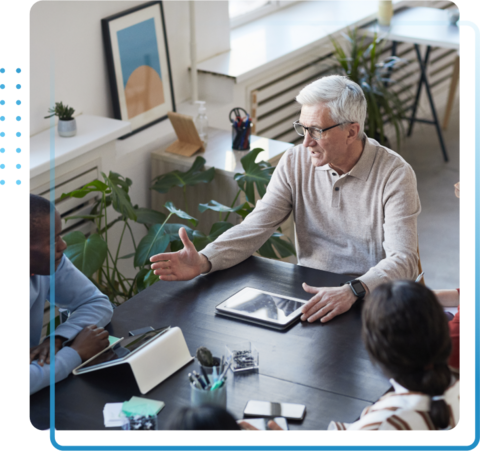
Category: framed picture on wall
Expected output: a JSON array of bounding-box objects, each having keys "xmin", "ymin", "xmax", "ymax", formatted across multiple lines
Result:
[{"xmin": 102, "ymin": 1, "xmax": 175, "ymax": 138}]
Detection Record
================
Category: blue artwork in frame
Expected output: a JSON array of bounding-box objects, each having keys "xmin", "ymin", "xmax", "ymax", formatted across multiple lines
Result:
[{"xmin": 102, "ymin": 1, "xmax": 175, "ymax": 138}]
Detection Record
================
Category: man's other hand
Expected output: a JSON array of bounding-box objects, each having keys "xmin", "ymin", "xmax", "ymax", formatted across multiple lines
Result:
[
  {"xmin": 300, "ymin": 283, "xmax": 357, "ymax": 323},
  {"xmin": 70, "ymin": 325, "xmax": 109, "ymax": 362},
  {"xmin": 150, "ymin": 227, "xmax": 211, "ymax": 281},
  {"xmin": 30, "ymin": 336, "xmax": 66, "ymax": 366}
]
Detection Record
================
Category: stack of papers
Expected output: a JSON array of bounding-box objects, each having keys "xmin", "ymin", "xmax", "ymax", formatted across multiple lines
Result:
[{"xmin": 103, "ymin": 403, "xmax": 128, "ymax": 428}]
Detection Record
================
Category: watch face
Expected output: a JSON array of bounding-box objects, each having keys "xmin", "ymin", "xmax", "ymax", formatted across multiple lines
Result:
[{"xmin": 351, "ymin": 280, "xmax": 365, "ymax": 295}]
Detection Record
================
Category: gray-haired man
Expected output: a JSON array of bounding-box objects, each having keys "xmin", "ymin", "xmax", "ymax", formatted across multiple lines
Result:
[{"xmin": 150, "ymin": 75, "xmax": 421, "ymax": 323}]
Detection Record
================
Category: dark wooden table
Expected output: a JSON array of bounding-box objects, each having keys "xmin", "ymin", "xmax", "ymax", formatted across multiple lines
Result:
[{"xmin": 30, "ymin": 256, "xmax": 391, "ymax": 430}]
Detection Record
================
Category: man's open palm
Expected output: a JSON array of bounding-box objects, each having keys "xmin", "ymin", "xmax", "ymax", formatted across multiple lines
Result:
[{"xmin": 150, "ymin": 227, "xmax": 211, "ymax": 281}]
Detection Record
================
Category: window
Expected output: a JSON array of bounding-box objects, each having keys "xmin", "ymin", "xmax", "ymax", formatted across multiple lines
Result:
[
  {"xmin": 229, "ymin": 1, "xmax": 271, "ymax": 20},
  {"xmin": 229, "ymin": 1, "xmax": 299, "ymax": 28}
]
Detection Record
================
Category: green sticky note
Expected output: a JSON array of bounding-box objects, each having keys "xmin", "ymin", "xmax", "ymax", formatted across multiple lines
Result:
[
  {"xmin": 108, "ymin": 336, "xmax": 121, "ymax": 345},
  {"xmin": 122, "ymin": 396, "xmax": 165, "ymax": 417}
]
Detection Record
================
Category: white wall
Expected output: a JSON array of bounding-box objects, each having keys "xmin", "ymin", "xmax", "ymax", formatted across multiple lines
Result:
[{"xmin": 30, "ymin": 0, "xmax": 230, "ymax": 136}]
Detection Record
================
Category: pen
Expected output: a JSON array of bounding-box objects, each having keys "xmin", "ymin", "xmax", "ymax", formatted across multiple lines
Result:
[
  {"xmin": 188, "ymin": 373, "xmax": 202, "ymax": 390},
  {"xmin": 200, "ymin": 365, "xmax": 209, "ymax": 383},
  {"xmin": 192, "ymin": 371, "xmax": 207, "ymax": 389},
  {"xmin": 415, "ymin": 272, "xmax": 425, "ymax": 283}
]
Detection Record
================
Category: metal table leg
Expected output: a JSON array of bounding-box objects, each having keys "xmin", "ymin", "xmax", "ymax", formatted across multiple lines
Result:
[{"xmin": 408, "ymin": 44, "xmax": 449, "ymax": 162}]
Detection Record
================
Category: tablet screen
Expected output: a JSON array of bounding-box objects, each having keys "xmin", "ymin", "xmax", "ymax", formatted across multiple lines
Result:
[
  {"xmin": 217, "ymin": 288, "xmax": 306, "ymax": 325},
  {"xmin": 80, "ymin": 327, "xmax": 170, "ymax": 370}
]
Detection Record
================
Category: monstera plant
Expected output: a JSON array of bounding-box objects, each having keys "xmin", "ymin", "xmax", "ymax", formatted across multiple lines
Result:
[
  {"xmin": 62, "ymin": 149, "xmax": 295, "ymax": 306},
  {"xmin": 61, "ymin": 167, "xmax": 206, "ymax": 305},
  {"xmin": 152, "ymin": 148, "xmax": 296, "ymax": 260}
]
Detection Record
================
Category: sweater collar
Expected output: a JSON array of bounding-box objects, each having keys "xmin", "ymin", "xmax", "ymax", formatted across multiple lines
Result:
[{"xmin": 315, "ymin": 134, "xmax": 377, "ymax": 181}]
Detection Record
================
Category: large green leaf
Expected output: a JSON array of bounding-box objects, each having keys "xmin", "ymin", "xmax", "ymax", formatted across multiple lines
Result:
[
  {"xmin": 63, "ymin": 231, "xmax": 107, "ymax": 278},
  {"xmin": 198, "ymin": 200, "xmax": 252, "ymax": 219},
  {"xmin": 257, "ymin": 232, "xmax": 296, "ymax": 260},
  {"xmin": 164, "ymin": 201, "xmax": 198, "ymax": 227},
  {"xmin": 60, "ymin": 180, "xmax": 110, "ymax": 200},
  {"xmin": 103, "ymin": 171, "xmax": 137, "ymax": 221},
  {"xmin": 163, "ymin": 224, "xmax": 194, "ymax": 242},
  {"xmin": 135, "ymin": 268, "xmax": 159, "ymax": 293},
  {"xmin": 134, "ymin": 224, "xmax": 170, "ymax": 268},
  {"xmin": 234, "ymin": 148, "xmax": 275, "ymax": 204},
  {"xmin": 151, "ymin": 156, "xmax": 215, "ymax": 193},
  {"xmin": 134, "ymin": 207, "xmax": 167, "ymax": 226},
  {"xmin": 193, "ymin": 221, "xmax": 234, "ymax": 251}
]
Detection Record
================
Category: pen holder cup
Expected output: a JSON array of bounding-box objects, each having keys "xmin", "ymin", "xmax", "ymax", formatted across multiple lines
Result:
[
  {"xmin": 190, "ymin": 381, "xmax": 227, "ymax": 408},
  {"xmin": 225, "ymin": 342, "xmax": 259, "ymax": 372},
  {"xmin": 231, "ymin": 123, "xmax": 252, "ymax": 151},
  {"xmin": 199, "ymin": 357, "xmax": 221, "ymax": 385},
  {"xmin": 121, "ymin": 415, "xmax": 158, "ymax": 430}
]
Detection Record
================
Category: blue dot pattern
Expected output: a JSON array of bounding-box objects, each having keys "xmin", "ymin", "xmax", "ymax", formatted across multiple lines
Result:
[{"xmin": 0, "ymin": 66, "xmax": 26, "ymax": 189}]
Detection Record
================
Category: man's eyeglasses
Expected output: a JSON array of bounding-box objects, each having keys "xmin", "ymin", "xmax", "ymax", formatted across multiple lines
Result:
[{"xmin": 293, "ymin": 121, "xmax": 354, "ymax": 140}]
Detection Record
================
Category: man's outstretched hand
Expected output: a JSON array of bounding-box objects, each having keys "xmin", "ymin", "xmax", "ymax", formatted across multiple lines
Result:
[{"xmin": 150, "ymin": 227, "xmax": 211, "ymax": 281}]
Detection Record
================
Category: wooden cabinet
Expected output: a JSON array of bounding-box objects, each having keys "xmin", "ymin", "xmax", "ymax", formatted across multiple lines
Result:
[{"xmin": 151, "ymin": 127, "xmax": 297, "ymax": 263}]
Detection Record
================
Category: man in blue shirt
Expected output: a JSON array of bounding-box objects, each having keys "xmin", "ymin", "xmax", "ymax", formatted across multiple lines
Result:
[{"xmin": 30, "ymin": 194, "xmax": 113, "ymax": 394}]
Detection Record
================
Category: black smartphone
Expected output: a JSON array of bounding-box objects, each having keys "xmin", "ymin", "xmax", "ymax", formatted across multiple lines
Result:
[{"xmin": 243, "ymin": 400, "xmax": 306, "ymax": 421}]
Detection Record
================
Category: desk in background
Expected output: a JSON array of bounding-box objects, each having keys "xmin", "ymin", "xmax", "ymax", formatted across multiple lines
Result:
[
  {"xmin": 364, "ymin": 7, "xmax": 459, "ymax": 162},
  {"xmin": 30, "ymin": 256, "xmax": 391, "ymax": 431}
]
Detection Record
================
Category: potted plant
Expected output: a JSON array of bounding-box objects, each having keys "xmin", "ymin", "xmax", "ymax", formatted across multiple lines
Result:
[
  {"xmin": 44, "ymin": 101, "xmax": 77, "ymax": 137},
  {"xmin": 330, "ymin": 28, "xmax": 406, "ymax": 149}
]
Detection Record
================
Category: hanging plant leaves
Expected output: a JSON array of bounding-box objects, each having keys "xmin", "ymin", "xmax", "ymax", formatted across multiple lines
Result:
[
  {"xmin": 234, "ymin": 148, "xmax": 274, "ymax": 204},
  {"xmin": 63, "ymin": 231, "xmax": 108, "ymax": 278},
  {"xmin": 151, "ymin": 156, "xmax": 215, "ymax": 193}
]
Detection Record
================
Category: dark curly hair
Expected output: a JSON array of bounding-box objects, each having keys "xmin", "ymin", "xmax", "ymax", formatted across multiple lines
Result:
[{"xmin": 362, "ymin": 281, "xmax": 452, "ymax": 429}]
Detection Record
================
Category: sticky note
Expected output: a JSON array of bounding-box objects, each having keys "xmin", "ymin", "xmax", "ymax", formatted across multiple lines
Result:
[
  {"xmin": 108, "ymin": 336, "xmax": 121, "ymax": 345},
  {"xmin": 122, "ymin": 396, "xmax": 165, "ymax": 417}
]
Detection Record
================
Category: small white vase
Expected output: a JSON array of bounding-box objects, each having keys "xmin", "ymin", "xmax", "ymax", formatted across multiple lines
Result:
[
  {"xmin": 58, "ymin": 118, "xmax": 77, "ymax": 137},
  {"xmin": 378, "ymin": 0, "xmax": 393, "ymax": 26}
]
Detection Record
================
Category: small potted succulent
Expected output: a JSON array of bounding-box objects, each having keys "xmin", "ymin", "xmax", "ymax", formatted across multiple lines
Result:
[
  {"xmin": 196, "ymin": 346, "xmax": 220, "ymax": 383},
  {"xmin": 45, "ymin": 101, "xmax": 77, "ymax": 137}
]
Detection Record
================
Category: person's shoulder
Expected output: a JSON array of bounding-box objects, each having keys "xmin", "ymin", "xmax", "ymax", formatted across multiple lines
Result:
[
  {"xmin": 278, "ymin": 144, "xmax": 309, "ymax": 169},
  {"xmin": 366, "ymin": 136, "xmax": 412, "ymax": 171}
]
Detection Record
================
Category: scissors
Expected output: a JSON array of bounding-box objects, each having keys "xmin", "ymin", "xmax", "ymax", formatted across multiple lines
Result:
[{"xmin": 229, "ymin": 107, "xmax": 249, "ymax": 124}]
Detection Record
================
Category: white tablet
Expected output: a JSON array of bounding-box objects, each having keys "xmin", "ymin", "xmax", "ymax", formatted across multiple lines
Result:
[
  {"xmin": 215, "ymin": 287, "xmax": 307, "ymax": 330},
  {"xmin": 73, "ymin": 326, "xmax": 171, "ymax": 375}
]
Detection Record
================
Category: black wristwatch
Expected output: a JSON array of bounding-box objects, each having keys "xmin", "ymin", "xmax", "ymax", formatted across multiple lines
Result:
[{"xmin": 343, "ymin": 279, "xmax": 366, "ymax": 299}]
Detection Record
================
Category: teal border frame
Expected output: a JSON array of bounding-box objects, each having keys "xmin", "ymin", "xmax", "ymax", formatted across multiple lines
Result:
[{"xmin": 44, "ymin": 19, "xmax": 472, "ymax": 451}]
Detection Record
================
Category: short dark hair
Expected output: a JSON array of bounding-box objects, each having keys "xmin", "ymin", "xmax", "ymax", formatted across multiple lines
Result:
[
  {"xmin": 362, "ymin": 281, "xmax": 452, "ymax": 429},
  {"xmin": 166, "ymin": 406, "xmax": 240, "ymax": 430},
  {"xmin": 30, "ymin": 194, "xmax": 54, "ymax": 238}
]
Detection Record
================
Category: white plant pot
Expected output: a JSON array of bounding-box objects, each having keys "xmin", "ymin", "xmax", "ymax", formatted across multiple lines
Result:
[{"xmin": 58, "ymin": 118, "xmax": 77, "ymax": 137}]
